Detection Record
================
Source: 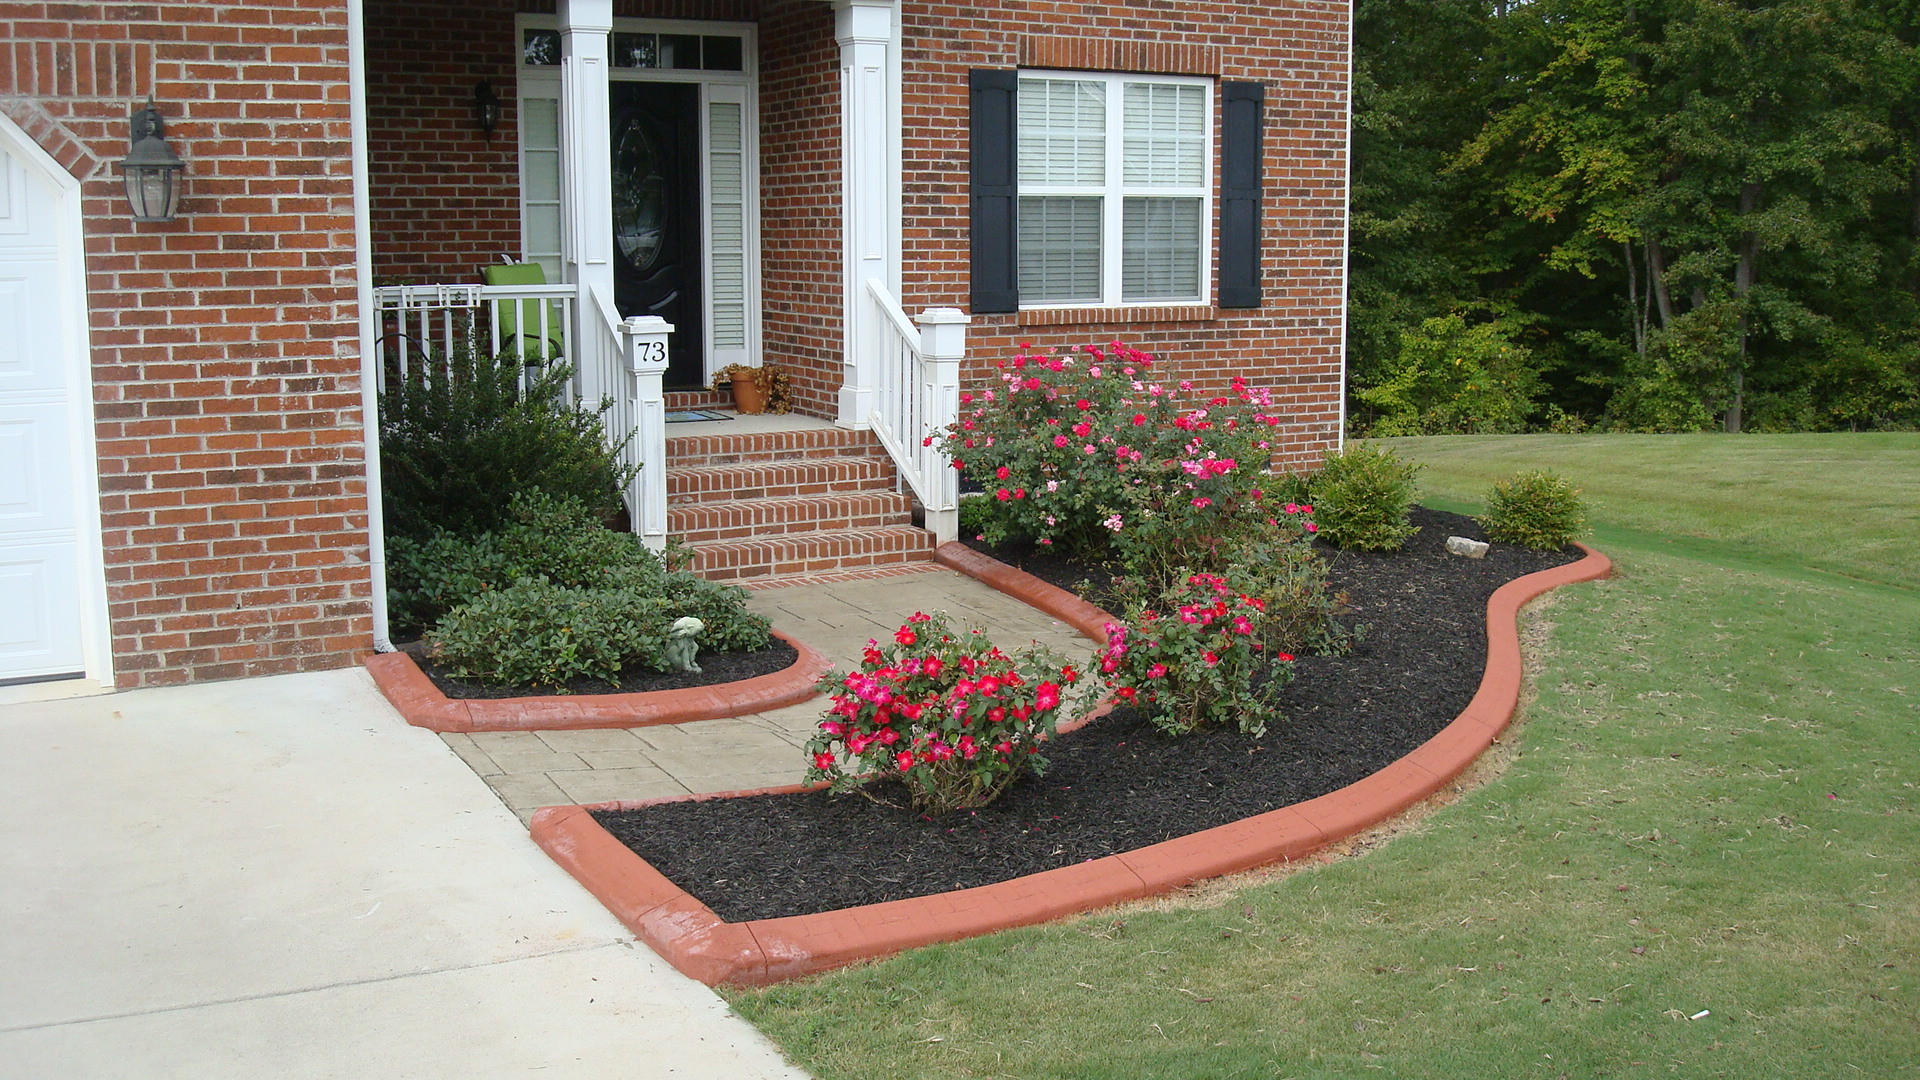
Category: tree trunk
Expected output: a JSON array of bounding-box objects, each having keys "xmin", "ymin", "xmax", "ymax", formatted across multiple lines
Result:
[
  {"xmin": 1728, "ymin": 181, "xmax": 1762, "ymax": 434},
  {"xmin": 1625, "ymin": 240, "xmax": 1647, "ymax": 356},
  {"xmin": 1648, "ymin": 237, "xmax": 1676, "ymax": 329}
]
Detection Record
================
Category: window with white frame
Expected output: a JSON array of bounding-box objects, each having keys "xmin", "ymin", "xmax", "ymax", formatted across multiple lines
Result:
[{"xmin": 1016, "ymin": 72, "xmax": 1212, "ymax": 307}]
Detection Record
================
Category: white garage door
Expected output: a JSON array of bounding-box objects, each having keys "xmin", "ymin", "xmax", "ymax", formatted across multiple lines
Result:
[{"xmin": 0, "ymin": 143, "xmax": 86, "ymax": 682}]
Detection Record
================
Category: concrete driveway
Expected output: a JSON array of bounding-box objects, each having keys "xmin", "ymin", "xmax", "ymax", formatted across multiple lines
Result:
[{"xmin": 0, "ymin": 668, "xmax": 809, "ymax": 1079}]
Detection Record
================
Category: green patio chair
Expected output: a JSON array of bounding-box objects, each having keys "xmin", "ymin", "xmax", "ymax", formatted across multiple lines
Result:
[{"xmin": 482, "ymin": 260, "xmax": 567, "ymax": 368}]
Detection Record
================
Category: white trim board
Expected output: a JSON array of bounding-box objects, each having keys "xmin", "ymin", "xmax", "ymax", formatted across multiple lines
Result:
[{"xmin": 0, "ymin": 111, "xmax": 114, "ymax": 689}]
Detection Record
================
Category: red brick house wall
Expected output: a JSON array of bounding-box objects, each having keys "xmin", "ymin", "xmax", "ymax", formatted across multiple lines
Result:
[
  {"xmin": 756, "ymin": 0, "xmax": 840, "ymax": 417},
  {"xmin": 897, "ymin": 1, "xmax": 1349, "ymax": 470},
  {"xmin": 365, "ymin": 2, "xmax": 523, "ymax": 283},
  {"xmin": 2, "ymin": 1, "xmax": 375, "ymax": 688}
]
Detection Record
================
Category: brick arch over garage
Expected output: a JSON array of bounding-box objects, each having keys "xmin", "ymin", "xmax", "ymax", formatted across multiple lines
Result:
[{"xmin": 0, "ymin": 99, "xmax": 106, "ymax": 183}]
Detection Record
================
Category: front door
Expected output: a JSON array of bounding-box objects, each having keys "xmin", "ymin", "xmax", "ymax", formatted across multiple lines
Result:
[
  {"xmin": 0, "ymin": 142, "xmax": 87, "ymax": 682},
  {"xmin": 610, "ymin": 81, "xmax": 703, "ymax": 388}
]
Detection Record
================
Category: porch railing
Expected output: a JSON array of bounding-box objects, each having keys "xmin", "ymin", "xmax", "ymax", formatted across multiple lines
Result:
[
  {"xmin": 371, "ymin": 280, "xmax": 670, "ymax": 549},
  {"xmin": 371, "ymin": 282, "xmax": 578, "ymax": 397},
  {"xmin": 864, "ymin": 279, "xmax": 967, "ymax": 545},
  {"xmin": 587, "ymin": 285, "xmax": 670, "ymax": 552}
]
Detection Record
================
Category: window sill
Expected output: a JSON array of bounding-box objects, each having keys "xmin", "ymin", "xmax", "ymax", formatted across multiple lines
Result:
[{"xmin": 1016, "ymin": 304, "xmax": 1219, "ymax": 327}]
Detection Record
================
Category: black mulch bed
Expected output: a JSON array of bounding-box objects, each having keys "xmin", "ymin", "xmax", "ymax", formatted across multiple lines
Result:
[
  {"xmin": 592, "ymin": 508, "xmax": 1581, "ymax": 923},
  {"xmin": 399, "ymin": 638, "xmax": 799, "ymax": 700}
]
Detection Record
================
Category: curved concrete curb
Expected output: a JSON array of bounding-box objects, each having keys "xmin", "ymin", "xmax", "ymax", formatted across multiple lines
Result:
[
  {"xmin": 364, "ymin": 629, "xmax": 832, "ymax": 733},
  {"xmin": 532, "ymin": 543, "xmax": 1612, "ymax": 986},
  {"xmin": 933, "ymin": 541, "xmax": 1115, "ymax": 645}
]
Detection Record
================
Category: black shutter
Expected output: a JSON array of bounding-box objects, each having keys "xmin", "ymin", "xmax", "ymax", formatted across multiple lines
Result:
[
  {"xmin": 1219, "ymin": 81, "xmax": 1264, "ymax": 309},
  {"xmin": 969, "ymin": 69, "xmax": 1019, "ymax": 314}
]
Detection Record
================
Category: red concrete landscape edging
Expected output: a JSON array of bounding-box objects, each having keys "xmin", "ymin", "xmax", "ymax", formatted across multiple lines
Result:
[
  {"xmin": 364, "ymin": 629, "xmax": 832, "ymax": 733},
  {"xmin": 532, "ymin": 543, "xmax": 1612, "ymax": 986},
  {"xmin": 933, "ymin": 541, "xmax": 1115, "ymax": 645}
]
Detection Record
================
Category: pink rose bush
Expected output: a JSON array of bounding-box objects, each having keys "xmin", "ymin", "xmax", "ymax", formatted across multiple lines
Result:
[
  {"xmin": 937, "ymin": 341, "xmax": 1290, "ymax": 578},
  {"xmin": 1097, "ymin": 572, "xmax": 1296, "ymax": 737},
  {"xmin": 805, "ymin": 611, "xmax": 1088, "ymax": 813}
]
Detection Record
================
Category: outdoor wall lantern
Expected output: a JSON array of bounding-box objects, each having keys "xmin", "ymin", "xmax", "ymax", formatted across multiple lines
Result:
[
  {"xmin": 473, "ymin": 80, "xmax": 501, "ymax": 138},
  {"xmin": 117, "ymin": 98, "xmax": 185, "ymax": 222}
]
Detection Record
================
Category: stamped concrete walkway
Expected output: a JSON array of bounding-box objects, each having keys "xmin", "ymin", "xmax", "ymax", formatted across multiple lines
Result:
[{"xmin": 442, "ymin": 565, "xmax": 1098, "ymax": 822}]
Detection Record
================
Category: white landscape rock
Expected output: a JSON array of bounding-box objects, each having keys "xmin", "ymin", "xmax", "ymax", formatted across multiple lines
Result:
[{"xmin": 1446, "ymin": 535, "xmax": 1491, "ymax": 559}]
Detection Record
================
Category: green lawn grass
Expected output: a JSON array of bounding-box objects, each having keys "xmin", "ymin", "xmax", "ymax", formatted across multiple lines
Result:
[
  {"xmin": 1369, "ymin": 432, "xmax": 1920, "ymax": 590},
  {"xmin": 727, "ymin": 433, "xmax": 1920, "ymax": 1079}
]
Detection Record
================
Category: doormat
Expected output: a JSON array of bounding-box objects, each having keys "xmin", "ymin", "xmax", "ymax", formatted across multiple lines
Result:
[{"xmin": 665, "ymin": 409, "xmax": 731, "ymax": 423}]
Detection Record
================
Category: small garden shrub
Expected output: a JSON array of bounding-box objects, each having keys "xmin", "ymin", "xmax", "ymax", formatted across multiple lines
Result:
[
  {"xmin": 805, "ymin": 611, "xmax": 1086, "ymax": 814},
  {"xmin": 387, "ymin": 492, "xmax": 651, "ymax": 634},
  {"xmin": 424, "ymin": 566, "xmax": 773, "ymax": 690},
  {"xmin": 427, "ymin": 577, "xmax": 673, "ymax": 689},
  {"xmin": 935, "ymin": 341, "xmax": 1291, "ymax": 575},
  {"xmin": 1308, "ymin": 444, "xmax": 1422, "ymax": 551},
  {"xmin": 399, "ymin": 493, "xmax": 772, "ymax": 686},
  {"xmin": 957, "ymin": 491, "xmax": 993, "ymax": 540},
  {"xmin": 1216, "ymin": 510, "xmax": 1358, "ymax": 658},
  {"xmin": 1097, "ymin": 571, "xmax": 1296, "ymax": 737},
  {"xmin": 379, "ymin": 338, "xmax": 635, "ymax": 542},
  {"xmin": 1268, "ymin": 469, "xmax": 1316, "ymax": 508},
  {"xmin": 1478, "ymin": 470, "xmax": 1589, "ymax": 550}
]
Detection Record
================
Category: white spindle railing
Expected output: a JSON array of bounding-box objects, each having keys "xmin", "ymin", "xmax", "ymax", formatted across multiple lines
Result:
[
  {"xmin": 371, "ymin": 282, "xmax": 577, "ymax": 397},
  {"xmin": 372, "ymin": 280, "xmax": 666, "ymax": 545},
  {"xmin": 582, "ymin": 284, "xmax": 667, "ymax": 548},
  {"xmin": 864, "ymin": 279, "xmax": 967, "ymax": 545}
]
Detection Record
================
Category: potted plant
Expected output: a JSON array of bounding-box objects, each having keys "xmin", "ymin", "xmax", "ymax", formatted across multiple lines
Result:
[{"xmin": 710, "ymin": 362, "xmax": 792, "ymax": 415}]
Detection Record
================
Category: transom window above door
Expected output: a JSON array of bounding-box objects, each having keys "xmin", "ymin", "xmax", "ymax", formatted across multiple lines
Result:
[
  {"xmin": 523, "ymin": 28, "xmax": 744, "ymax": 71},
  {"xmin": 1016, "ymin": 71, "xmax": 1213, "ymax": 308}
]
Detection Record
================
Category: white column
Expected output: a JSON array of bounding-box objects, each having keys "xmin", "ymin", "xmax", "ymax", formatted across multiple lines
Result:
[
  {"xmin": 560, "ymin": 0, "xmax": 614, "ymax": 403},
  {"xmin": 914, "ymin": 306, "xmax": 967, "ymax": 545},
  {"xmin": 834, "ymin": 0, "xmax": 901, "ymax": 428},
  {"xmin": 621, "ymin": 316, "xmax": 674, "ymax": 552}
]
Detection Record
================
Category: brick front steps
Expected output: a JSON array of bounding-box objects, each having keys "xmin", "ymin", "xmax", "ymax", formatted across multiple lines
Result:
[
  {"xmin": 667, "ymin": 426, "xmax": 937, "ymax": 583},
  {"xmin": 362, "ymin": 630, "xmax": 832, "ymax": 734},
  {"xmin": 530, "ymin": 540, "xmax": 1615, "ymax": 987}
]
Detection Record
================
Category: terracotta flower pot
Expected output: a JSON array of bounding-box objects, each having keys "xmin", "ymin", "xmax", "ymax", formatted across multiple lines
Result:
[{"xmin": 730, "ymin": 371, "xmax": 767, "ymax": 414}]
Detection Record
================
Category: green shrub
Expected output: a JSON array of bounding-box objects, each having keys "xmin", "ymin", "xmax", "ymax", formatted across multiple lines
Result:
[
  {"xmin": 1353, "ymin": 312, "xmax": 1546, "ymax": 436},
  {"xmin": 1308, "ymin": 444, "xmax": 1421, "ymax": 551},
  {"xmin": 389, "ymin": 492, "xmax": 774, "ymax": 664},
  {"xmin": 628, "ymin": 566, "xmax": 774, "ymax": 654},
  {"xmin": 1478, "ymin": 470, "xmax": 1589, "ymax": 550},
  {"xmin": 386, "ymin": 493, "xmax": 650, "ymax": 634},
  {"xmin": 1217, "ymin": 527, "xmax": 1357, "ymax": 657},
  {"xmin": 379, "ymin": 338, "xmax": 636, "ymax": 542},
  {"xmin": 427, "ymin": 577, "xmax": 671, "ymax": 689},
  {"xmin": 957, "ymin": 492, "xmax": 994, "ymax": 540},
  {"xmin": 386, "ymin": 530, "xmax": 507, "ymax": 635},
  {"xmin": 1268, "ymin": 469, "xmax": 1316, "ymax": 508}
]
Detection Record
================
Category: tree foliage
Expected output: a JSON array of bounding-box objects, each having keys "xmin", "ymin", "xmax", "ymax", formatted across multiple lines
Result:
[{"xmin": 1351, "ymin": 0, "xmax": 1920, "ymax": 433}]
